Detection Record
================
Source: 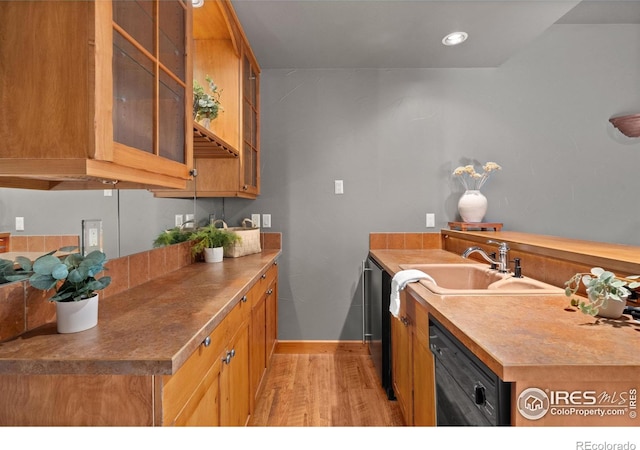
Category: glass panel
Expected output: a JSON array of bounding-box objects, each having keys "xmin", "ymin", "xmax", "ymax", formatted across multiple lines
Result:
[
  {"xmin": 243, "ymin": 56, "xmax": 250, "ymax": 99},
  {"xmin": 250, "ymin": 66, "xmax": 257, "ymax": 105},
  {"xmin": 243, "ymin": 99, "xmax": 251, "ymax": 143},
  {"xmin": 159, "ymin": 69, "xmax": 185, "ymax": 163},
  {"xmin": 113, "ymin": 30, "xmax": 154, "ymax": 154},
  {"xmin": 251, "ymin": 105, "xmax": 258, "ymax": 148},
  {"xmin": 159, "ymin": 0, "xmax": 186, "ymax": 80},
  {"xmin": 112, "ymin": 0, "xmax": 154, "ymax": 54},
  {"xmin": 243, "ymin": 143, "xmax": 252, "ymax": 186}
]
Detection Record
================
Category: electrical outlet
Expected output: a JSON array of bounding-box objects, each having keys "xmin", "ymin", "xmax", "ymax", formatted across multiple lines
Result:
[
  {"xmin": 426, "ymin": 213, "xmax": 435, "ymax": 228},
  {"xmin": 82, "ymin": 219, "xmax": 103, "ymax": 255},
  {"xmin": 175, "ymin": 214, "xmax": 183, "ymax": 227},
  {"xmin": 334, "ymin": 180, "xmax": 344, "ymax": 194},
  {"xmin": 262, "ymin": 214, "xmax": 271, "ymax": 228},
  {"xmin": 15, "ymin": 217, "xmax": 24, "ymax": 231},
  {"xmin": 251, "ymin": 214, "xmax": 261, "ymax": 228},
  {"xmin": 184, "ymin": 214, "xmax": 195, "ymax": 228},
  {"xmin": 103, "ymin": 189, "xmax": 113, "ymax": 197}
]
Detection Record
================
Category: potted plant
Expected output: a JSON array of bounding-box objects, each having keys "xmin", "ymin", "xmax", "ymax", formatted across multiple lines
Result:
[
  {"xmin": 15, "ymin": 247, "xmax": 111, "ymax": 333},
  {"xmin": 564, "ymin": 267, "xmax": 640, "ymax": 319},
  {"xmin": 189, "ymin": 225, "xmax": 241, "ymax": 263},
  {"xmin": 193, "ymin": 75, "xmax": 223, "ymax": 126},
  {"xmin": 153, "ymin": 225, "xmax": 194, "ymax": 248}
]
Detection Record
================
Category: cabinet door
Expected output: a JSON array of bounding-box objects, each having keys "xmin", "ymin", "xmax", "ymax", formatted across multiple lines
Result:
[
  {"xmin": 391, "ymin": 292, "xmax": 413, "ymax": 425},
  {"xmin": 220, "ymin": 322, "xmax": 251, "ymax": 426},
  {"xmin": 250, "ymin": 291, "xmax": 267, "ymax": 406},
  {"xmin": 112, "ymin": 0, "xmax": 190, "ymax": 165},
  {"xmin": 240, "ymin": 50, "xmax": 260, "ymax": 196},
  {"xmin": 265, "ymin": 277, "xmax": 278, "ymax": 364},
  {"xmin": 173, "ymin": 358, "xmax": 222, "ymax": 426},
  {"xmin": 412, "ymin": 299, "xmax": 436, "ymax": 426}
]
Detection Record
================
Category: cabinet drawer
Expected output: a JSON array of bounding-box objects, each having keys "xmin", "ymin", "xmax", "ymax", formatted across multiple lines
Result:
[{"xmin": 250, "ymin": 263, "xmax": 277, "ymax": 309}]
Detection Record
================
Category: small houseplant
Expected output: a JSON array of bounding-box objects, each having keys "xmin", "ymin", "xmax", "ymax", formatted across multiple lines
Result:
[
  {"xmin": 15, "ymin": 247, "xmax": 111, "ymax": 333},
  {"xmin": 189, "ymin": 225, "xmax": 241, "ymax": 263},
  {"xmin": 193, "ymin": 75, "xmax": 223, "ymax": 123},
  {"xmin": 564, "ymin": 267, "xmax": 639, "ymax": 319},
  {"xmin": 153, "ymin": 225, "xmax": 194, "ymax": 248}
]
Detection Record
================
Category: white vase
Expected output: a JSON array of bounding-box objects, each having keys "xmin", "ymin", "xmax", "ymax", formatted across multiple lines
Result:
[
  {"xmin": 597, "ymin": 294, "xmax": 627, "ymax": 319},
  {"xmin": 55, "ymin": 294, "xmax": 99, "ymax": 334},
  {"xmin": 204, "ymin": 247, "xmax": 224, "ymax": 263},
  {"xmin": 457, "ymin": 190, "xmax": 488, "ymax": 223}
]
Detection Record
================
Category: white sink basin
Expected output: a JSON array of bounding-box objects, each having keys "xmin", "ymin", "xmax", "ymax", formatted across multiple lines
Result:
[{"xmin": 398, "ymin": 263, "xmax": 564, "ymax": 295}]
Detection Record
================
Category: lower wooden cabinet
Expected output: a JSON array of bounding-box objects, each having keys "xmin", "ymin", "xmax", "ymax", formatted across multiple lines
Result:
[
  {"xmin": 249, "ymin": 262, "xmax": 278, "ymax": 409},
  {"xmin": 165, "ymin": 261, "xmax": 278, "ymax": 427},
  {"xmin": 391, "ymin": 290, "xmax": 436, "ymax": 426}
]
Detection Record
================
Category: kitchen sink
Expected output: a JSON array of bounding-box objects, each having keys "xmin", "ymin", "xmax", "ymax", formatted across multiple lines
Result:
[{"xmin": 398, "ymin": 263, "xmax": 564, "ymax": 295}]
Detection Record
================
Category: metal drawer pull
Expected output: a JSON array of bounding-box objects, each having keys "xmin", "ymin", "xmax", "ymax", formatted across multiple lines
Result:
[
  {"xmin": 202, "ymin": 336, "xmax": 211, "ymax": 347},
  {"xmin": 266, "ymin": 289, "xmax": 273, "ymax": 295},
  {"xmin": 261, "ymin": 274, "xmax": 267, "ymax": 279},
  {"xmin": 241, "ymin": 295, "xmax": 248, "ymax": 303},
  {"xmin": 223, "ymin": 352, "xmax": 232, "ymax": 364}
]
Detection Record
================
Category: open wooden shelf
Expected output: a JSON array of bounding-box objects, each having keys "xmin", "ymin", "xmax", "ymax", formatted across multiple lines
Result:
[
  {"xmin": 193, "ymin": 122, "xmax": 239, "ymax": 159},
  {"xmin": 448, "ymin": 221, "xmax": 503, "ymax": 231}
]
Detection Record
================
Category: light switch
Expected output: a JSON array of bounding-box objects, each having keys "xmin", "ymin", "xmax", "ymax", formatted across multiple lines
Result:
[
  {"xmin": 334, "ymin": 180, "xmax": 344, "ymax": 194},
  {"xmin": 262, "ymin": 214, "xmax": 271, "ymax": 228},
  {"xmin": 15, "ymin": 217, "xmax": 24, "ymax": 231}
]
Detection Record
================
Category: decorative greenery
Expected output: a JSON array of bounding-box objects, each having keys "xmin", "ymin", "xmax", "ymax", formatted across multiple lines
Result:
[
  {"xmin": 564, "ymin": 267, "xmax": 640, "ymax": 316},
  {"xmin": 153, "ymin": 226, "xmax": 195, "ymax": 248},
  {"xmin": 193, "ymin": 75, "xmax": 223, "ymax": 121},
  {"xmin": 189, "ymin": 225, "xmax": 241, "ymax": 257},
  {"xmin": 452, "ymin": 161, "xmax": 501, "ymax": 191},
  {"xmin": 13, "ymin": 247, "xmax": 111, "ymax": 302}
]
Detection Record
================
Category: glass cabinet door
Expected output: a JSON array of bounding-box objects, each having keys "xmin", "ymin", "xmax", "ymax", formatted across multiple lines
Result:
[
  {"xmin": 242, "ymin": 53, "xmax": 259, "ymax": 193},
  {"xmin": 112, "ymin": 0, "xmax": 188, "ymax": 164}
]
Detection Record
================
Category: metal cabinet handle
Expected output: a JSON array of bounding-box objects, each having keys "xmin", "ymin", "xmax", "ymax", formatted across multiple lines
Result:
[
  {"xmin": 202, "ymin": 336, "xmax": 211, "ymax": 347},
  {"xmin": 401, "ymin": 316, "xmax": 410, "ymax": 327},
  {"xmin": 223, "ymin": 352, "xmax": 232, "ymax": 364},
  {"xmin": 241, "ymin": 295, "xmax": 248, "ymax": 303},
  {"xmin": 266, "ymin": 288, "xmax": 273, "ymax": 295},
  {"xmin": 261, "ymin": 273, "xmax": 267, "ymax": 279},
  {"xmin": 230, "ymin": 348, "xmax": 236, "ymax": 358}
]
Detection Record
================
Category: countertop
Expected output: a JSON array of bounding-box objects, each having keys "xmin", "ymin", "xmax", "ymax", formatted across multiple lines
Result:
[
  {"xmin": 369, "ymin": 248, "xmax": 640, "ymax": 383},
  {"xmin": 0, "ymin": 250, "xmax": 281, "ymax": 376}
]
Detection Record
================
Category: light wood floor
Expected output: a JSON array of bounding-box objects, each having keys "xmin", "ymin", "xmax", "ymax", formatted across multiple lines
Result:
[{"xmin": 248, "ymin": 353, "xmax": 405, "ymax": 426}]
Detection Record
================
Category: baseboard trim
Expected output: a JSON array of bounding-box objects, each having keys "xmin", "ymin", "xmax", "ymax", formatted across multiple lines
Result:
[{"xmin": 275, "ymin": 340, "xmax": 370, "ymax": 355}]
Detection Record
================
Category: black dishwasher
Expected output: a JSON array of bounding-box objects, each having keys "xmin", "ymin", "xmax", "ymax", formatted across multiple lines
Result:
[
  {"xmin": 363, "ymin": 256, "xmax": 394, "ymax": 400},
  {"xmin": 429, "ymin": 318, "xmax": 511, "ymax": 426}
]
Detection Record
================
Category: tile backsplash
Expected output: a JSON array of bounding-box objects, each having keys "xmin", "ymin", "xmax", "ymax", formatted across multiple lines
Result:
[{"xmin": 0, "ymin": 233, "xmax": 282, "ymax": 342}]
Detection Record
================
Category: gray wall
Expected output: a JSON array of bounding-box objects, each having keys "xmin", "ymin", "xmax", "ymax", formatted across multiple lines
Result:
[
  {"xmin": 1, "ymin": 24, "xmax": 639, "ymax": 340},
  {"xmin": 225, "ymin": 23, "xmax": 640, "ymax": 340}
]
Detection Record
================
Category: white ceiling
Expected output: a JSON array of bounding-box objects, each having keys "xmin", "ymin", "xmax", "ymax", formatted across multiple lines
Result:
[{"xmin": 229, "ymin": 0, "xmax": 640, "ymax": 69}]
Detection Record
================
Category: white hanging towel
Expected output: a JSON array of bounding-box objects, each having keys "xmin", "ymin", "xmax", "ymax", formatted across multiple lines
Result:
[{"xmin": 390, "ymin": 270, "xmax": 437, "ymax": 318}]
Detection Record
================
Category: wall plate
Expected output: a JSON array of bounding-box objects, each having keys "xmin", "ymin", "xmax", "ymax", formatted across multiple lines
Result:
[{"xmin": 82, "ymin": 219, "xmax": 103, "ymax": 256}]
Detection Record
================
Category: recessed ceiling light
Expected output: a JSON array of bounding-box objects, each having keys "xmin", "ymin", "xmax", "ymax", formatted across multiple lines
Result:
[
  {"xmin": 442, "ymin": 31, "xmax": 468, "ymax": 46},
  {"xmin": 192, "ymin": 0, "xmax": 204, "ymax": 7}
]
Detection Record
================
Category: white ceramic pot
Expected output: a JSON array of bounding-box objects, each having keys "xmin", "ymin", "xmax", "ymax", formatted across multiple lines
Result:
[
  {"xmin": 55, "ymin": 294, "xmax": 99, "ymax": 334},
  {"xmin": 597, "ymin": 294, "xmax": 627, "ymax": 319},
  {"xmin": 457, "ymin": 190, "xmax": 488, "ymax": 223},
  {"xmin": 204, "ymin": 247, "xmax": 224, "ymax": 263}
]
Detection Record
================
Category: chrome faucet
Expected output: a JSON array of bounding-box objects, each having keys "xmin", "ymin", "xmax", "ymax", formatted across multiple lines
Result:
[{"xmin": 461, "ymin": 240, "xmax": 510, "ymax": 273}]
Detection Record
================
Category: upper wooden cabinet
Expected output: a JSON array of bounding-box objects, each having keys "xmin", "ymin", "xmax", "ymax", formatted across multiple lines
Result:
[
  {"xmin": 154, "ymin": 0, "xmax": 261, "ymax": 199},
  {"xmin": 0, "ymin": 0, "xmax": 193, "ymax": 190}
]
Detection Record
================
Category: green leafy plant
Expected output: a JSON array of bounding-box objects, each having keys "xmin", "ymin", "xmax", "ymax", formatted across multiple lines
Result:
[
  {"xmin": 564, "ymin": 267, "xmax": 640, "ymax": 316},
  {"xmin": 153, "ymin": 226, "xmax": 195, "ymax": 248},
  {"xmin": 14, "ymin": 247, "xmax": 112, "ymax": 302},
  {"xmin": 193, "ymin": 75, "xmax": 223, "ymax": 121},
  {"xmin": 189, "ymin": 225, "xmax": 241, "ymax": 257}
]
